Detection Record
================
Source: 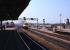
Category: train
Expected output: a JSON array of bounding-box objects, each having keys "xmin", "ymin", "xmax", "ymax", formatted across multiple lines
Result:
[{"xmin": 22, "ymin": 23, "xmax": 29, "ymax": 29}]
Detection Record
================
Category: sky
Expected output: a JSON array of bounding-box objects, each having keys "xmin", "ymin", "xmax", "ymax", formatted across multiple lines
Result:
[{"xmin": 19, "ymin": 0, "xmax": 70, "ymax": 24}]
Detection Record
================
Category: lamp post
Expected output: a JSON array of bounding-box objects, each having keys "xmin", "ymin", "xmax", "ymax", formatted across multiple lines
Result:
[{"xmin": 59, "ymin": 13, "xmax": 62, "ymax": 31}]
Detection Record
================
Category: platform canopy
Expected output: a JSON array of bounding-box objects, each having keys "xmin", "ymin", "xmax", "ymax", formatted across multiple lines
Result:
[{"xmin": 0, "ymin": 0, "xmax": 30, "ymax": 20}]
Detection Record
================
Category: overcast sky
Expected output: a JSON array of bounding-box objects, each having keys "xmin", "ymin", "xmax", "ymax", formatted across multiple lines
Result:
[{"xmin": 19, "ymin": 0, "xmax": 70, "ymax": 24}]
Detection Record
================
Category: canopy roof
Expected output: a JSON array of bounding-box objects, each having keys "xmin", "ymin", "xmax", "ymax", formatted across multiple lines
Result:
[{"xmin": 0, "ymin": 0, "xmax": 30, "ymax": 20}]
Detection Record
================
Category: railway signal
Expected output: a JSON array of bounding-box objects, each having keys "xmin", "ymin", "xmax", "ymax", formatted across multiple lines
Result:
[{"xmin": 23, "ymin": 17, "xmax": 26, "ymax": 20}]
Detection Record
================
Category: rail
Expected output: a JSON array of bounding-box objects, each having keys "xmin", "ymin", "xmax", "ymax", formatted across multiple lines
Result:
[
  {"xmin": 28, "ymin": 29, "xmax": 70, "ymax": 50},
  {"xmin": 17, "ymin": 30, "xmax": 48, "ymax": 50}
]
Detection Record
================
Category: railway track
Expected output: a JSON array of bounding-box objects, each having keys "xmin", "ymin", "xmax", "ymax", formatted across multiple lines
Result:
[
  {"xmin": 31, "ymin": 29, "xmax": 70, "ymax": 41},
  {"xmin": 17, "ymin": 31, "xmax": 48, "ymax": 50},
  {"xmin": 28, "ymin": 29, "xmax": 70, "ymax": 50},
  {"xmin": 0, "ymin": 30, "xmax": 48, "ymax": 50},
  {"xmin": 55, "ymin": 31, "xmax": 70, "ymax": 36}
]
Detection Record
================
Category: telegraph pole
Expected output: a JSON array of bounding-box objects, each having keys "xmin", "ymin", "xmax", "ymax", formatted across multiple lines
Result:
[{"xmin": 59, "ymin": 13, "xmax": 62, "ymax": 31}]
